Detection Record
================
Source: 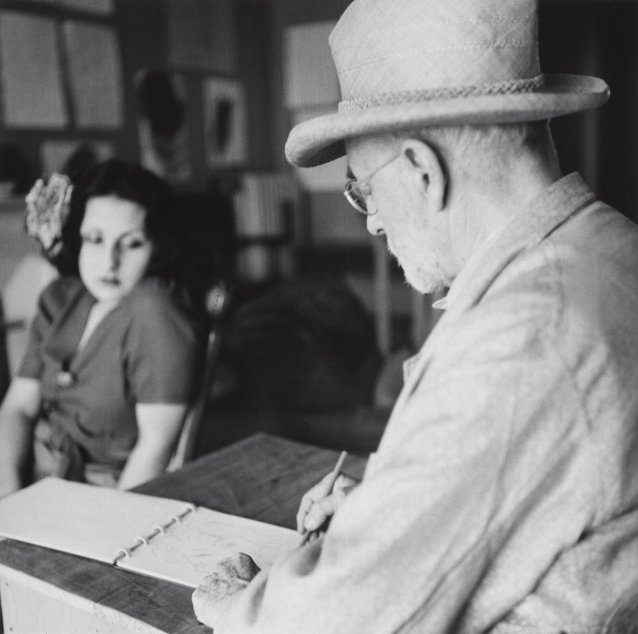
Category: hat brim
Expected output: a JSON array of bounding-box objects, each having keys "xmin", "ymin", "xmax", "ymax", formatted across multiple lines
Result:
[{"xmin": 285, "ymin": 74, "xmax": 610, "ymax": 167}]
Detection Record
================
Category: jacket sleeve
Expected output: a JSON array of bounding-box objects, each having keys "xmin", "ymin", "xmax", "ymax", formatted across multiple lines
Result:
[
  {"xmin": 203, "ymin": 287, "xmax": 601, "ymax": 633},
  {"xmin": 488, "ymin": 507, "xmax": 638, "ymax": 634}
]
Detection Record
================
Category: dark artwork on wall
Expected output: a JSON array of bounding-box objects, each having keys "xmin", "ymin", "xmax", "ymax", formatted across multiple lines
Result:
[
  {"xmin": 203, "ymin": 77, "xmax": 247, "ymax": 170},
  {"xmin": 135, "ymin": 69, "xmax": 192, "ymax": 185},
  {"xmin": 214, "ymin": 99, "xmax": 234, "ymax": 153}
]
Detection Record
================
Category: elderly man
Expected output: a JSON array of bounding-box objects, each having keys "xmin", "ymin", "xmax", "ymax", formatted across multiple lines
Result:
[{"xmin": 193, "ymin": 0, "xmax": 638, "ymax": 631}]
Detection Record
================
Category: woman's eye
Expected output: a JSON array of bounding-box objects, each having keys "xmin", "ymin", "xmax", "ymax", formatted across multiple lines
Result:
[
  {"xmin": 81, "ymin": 234, "xmax": 101, "ymax": 244},
  {"xmin": 122, "ymin": 238, "xmax": 147, "ymax": 250}
]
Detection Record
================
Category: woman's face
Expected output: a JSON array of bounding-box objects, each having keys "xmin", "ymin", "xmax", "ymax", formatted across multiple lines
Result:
[{"xmin": 79, "ymin": 195, "xmax": 154, "ymax": 304}]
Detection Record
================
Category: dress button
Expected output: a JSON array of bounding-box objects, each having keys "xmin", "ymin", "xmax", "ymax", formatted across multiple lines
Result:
[{"xmin": 56, "ymin": 370, "xmax": 76, "ymax": 388}]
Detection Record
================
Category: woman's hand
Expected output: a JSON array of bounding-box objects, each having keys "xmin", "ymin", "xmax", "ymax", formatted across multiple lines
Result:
[{"xmin": 296, "ymin": 472, "xmax": 360, "ymax": 535}]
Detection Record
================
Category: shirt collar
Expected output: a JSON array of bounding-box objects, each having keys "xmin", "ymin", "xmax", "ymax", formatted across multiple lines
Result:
[{"xmin": 431, "ymin": 296, "xmax": 449, "ymax": 310}]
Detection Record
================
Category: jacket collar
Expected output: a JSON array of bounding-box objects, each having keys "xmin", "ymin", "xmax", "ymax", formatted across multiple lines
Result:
[
  {"xmin": 444, "ymin": 172, "xmax": 595, "ymax": 318},
  {"xmin": 402, "ymin": 173, "xmax": 595, "ymax": 383}
]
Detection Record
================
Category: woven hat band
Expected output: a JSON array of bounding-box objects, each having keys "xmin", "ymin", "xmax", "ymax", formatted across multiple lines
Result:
[{"xmin": 338, "ymin": 75, "xmax": 545, "ymax": 114}]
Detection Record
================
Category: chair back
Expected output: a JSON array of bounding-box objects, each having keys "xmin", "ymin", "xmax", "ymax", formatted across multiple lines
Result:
[{"xmin": 167, "ymin": 284, "xmax": 231, "ymax": 471}]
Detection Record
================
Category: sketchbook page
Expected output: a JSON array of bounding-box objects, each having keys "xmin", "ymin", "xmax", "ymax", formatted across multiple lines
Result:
[
  {"xmin": 0, "ymin": 478, "xmax": 193, "ymax": 564},
  {"xmin": 118, "ymin": 506, "xmax": 299, "ymax": 588}
]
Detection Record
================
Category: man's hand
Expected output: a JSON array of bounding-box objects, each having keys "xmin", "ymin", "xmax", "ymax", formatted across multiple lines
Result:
[
  {"xmin": 192, "ymin": 553, "xmax": 260, "ymax": 627},
  {"xmin": 296, "ymin": 472, "xmax": 359, "ymax": 535}
]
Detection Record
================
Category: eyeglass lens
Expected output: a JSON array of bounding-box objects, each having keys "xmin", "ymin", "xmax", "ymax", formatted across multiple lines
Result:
[{"xmin": 344, "ymin": 181, "xmax": 368, "ymax": 214}]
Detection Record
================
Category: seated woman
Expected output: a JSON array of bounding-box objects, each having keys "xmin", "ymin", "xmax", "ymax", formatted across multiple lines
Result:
[{"xmin": 0, "ymin": 159, "xmax": 206, "ymax": 497}]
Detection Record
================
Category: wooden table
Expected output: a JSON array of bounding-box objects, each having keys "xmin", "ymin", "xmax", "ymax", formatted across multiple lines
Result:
[{"xmin": 0, "ymin": 433, "xmax": 367, "ymax": 634}]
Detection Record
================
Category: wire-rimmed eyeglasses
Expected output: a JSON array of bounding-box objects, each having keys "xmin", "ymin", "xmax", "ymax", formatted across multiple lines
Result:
[{"xmin": 343, "ymin": 154, "xmax": 401, "ymax": 215}]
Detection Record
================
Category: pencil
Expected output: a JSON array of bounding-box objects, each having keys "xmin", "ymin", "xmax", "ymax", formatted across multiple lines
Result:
[{"xmin": 300, "ymin": 450, "xmax": 348, "ymax": 546}]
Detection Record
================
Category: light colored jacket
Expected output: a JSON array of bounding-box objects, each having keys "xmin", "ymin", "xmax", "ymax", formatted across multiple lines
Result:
[{"xmin": 215, "ymin": 174, "xmax": 638, "ymax": 633}]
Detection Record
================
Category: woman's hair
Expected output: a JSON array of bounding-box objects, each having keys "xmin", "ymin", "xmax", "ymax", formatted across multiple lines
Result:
[{"xmin": 56, "ymin": 158, "xmax": 181, "ymax": 281}]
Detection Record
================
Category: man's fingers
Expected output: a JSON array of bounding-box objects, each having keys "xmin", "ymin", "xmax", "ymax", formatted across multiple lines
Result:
[
  {"xmin": 296, "ymin": 487, "xmax": 331, "ymax": 533},
  {"xmin": 296, "ymin": 494, "xmax": 315, "ymax": 532},
  {"xmin": 296, "ymin": 473, "xmax": 359, "ymax": 533},
  {"xmin": 303, "ymin": 494, "xmax": 339, "ymax": 532},
  {"xmin": 192, "ymin": 577, "xmax": 244, "ymax": 628},
  {"xmin": 192, "ymin": 589, "xmax": 210, "ymax": 624},
  {"xmin": 296, "ymin": 477, "xmax": 331, "ymax": 532},
  {"xmin": 193, "ymin": 553, "xmax": 260, "ymax": 602},
  {"xmin": 218, "ymin": 552, "xmax": 260, "ymax": 579}
]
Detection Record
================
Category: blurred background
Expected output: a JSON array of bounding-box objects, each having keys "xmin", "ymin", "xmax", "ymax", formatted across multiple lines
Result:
[{"xmin": 0, "ymin": 0, "xmax": 636, "ymax": 456}]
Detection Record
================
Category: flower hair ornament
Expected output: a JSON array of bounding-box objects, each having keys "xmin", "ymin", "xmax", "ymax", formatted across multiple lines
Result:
[{"xmin": 24, "ymin": 172, "xmax": 73, "ymax": 258}]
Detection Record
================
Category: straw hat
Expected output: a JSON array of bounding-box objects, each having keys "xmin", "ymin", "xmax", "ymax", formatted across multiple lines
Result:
[{"xmin": 285, "ymin": 0, "xmax": 610, "ymax": 167}]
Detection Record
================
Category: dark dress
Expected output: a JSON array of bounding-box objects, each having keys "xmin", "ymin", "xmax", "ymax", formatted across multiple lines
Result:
[{"xmin": 19, "ymin": 276, "xmax": 206, "ymax": 482}]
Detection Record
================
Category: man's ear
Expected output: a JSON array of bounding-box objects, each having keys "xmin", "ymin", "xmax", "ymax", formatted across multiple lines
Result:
[{"xmin": 399, "ymin": 139, "xmax": 446, "ymax": 212}]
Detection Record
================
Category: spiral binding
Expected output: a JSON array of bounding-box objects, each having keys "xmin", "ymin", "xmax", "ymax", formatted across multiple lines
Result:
[{"xmin": 113, "ymin": 503, "xmax": 196, "ymax": 564}]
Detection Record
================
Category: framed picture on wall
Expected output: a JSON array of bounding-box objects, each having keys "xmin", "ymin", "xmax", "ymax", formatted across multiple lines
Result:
[
  {"xmin": 134, "ymin": 69, "xmax": 192, "ymax": 186},
  {"xmin": 203, "ymin": 77, "xmax": 247, "ymax": 169},
  {"xmin": 63, "ymin": 21, "xmax": 123, "ymax": 129},
  {"xmin": 0, "ymin": 12, "xmax": 68, "ymax": 128}
]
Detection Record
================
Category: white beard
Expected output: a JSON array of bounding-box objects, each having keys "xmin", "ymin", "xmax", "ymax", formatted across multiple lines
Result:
[{"xmin": 388, "ymin": 242, "xmax": 449, "ymax": 295}]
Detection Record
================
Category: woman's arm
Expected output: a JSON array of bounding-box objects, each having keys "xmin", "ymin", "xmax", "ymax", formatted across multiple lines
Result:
[
  {"xmin": 0, "ymin": 377, "xmax": 41, "ymax": 498},
  {"xmin": 116, "ymin": 403, "xmax": 188, "ymax": 490}
]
